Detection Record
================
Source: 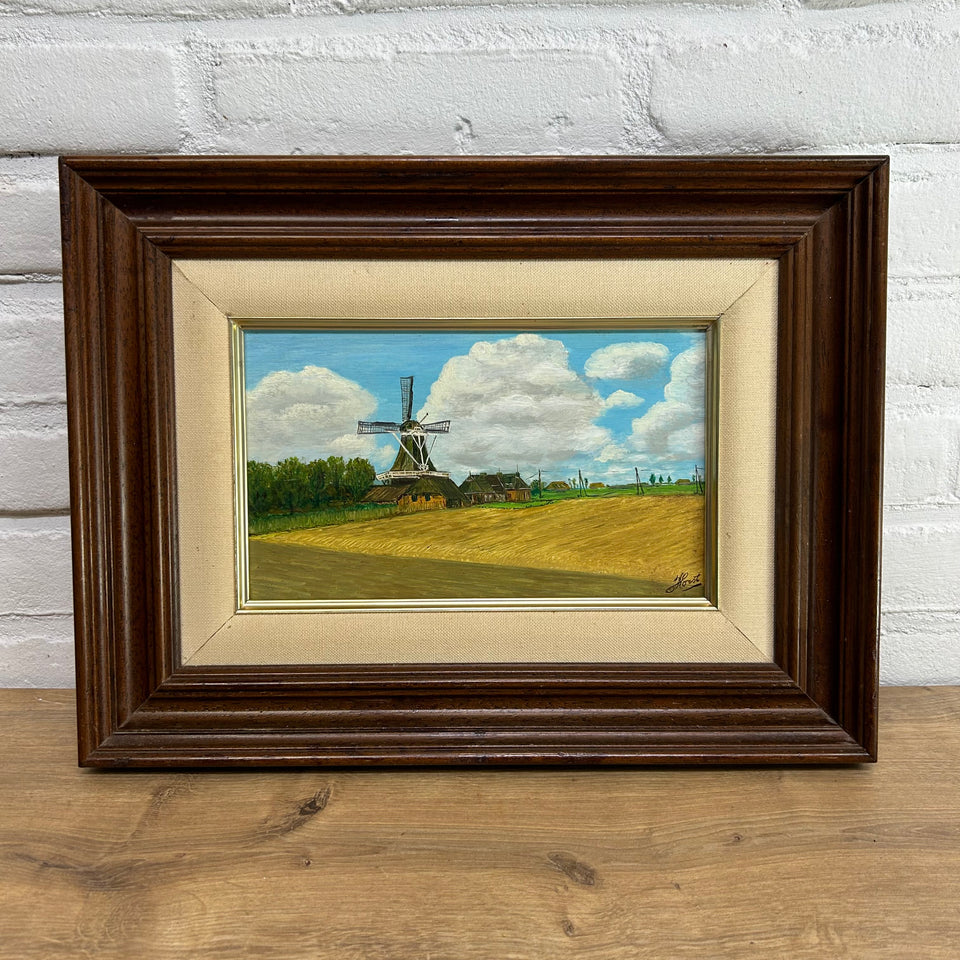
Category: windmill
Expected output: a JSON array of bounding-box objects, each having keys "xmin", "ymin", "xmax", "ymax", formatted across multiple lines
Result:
[{"xmin": 357, "ymin": 376, "xmax": 452, "ymax": 481}]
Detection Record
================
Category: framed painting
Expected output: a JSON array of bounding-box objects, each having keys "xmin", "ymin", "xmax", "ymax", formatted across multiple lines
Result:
[
  {"xmin": 232, "ymin": 314, "xmax": 719, "ymax": 611},
  {"xmin": 60, "ymin": 155, "xmax": 887, "ymax": 766}
]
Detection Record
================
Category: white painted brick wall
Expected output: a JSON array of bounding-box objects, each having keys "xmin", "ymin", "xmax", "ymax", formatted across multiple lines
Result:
[
  {"xmin": 0, "ymin": 615, "xmax": 74, "ymax": 687},
  {"xmin": 0, "ymin": 519, "xmax": 74, "ymax": 615},
  {"xmin": 0, "ymin": 164, "xmax": 62, "ymax": 275},
  {"xmin": 0, "ymin": 286, "xmax": 66, "ymax": 400},
  {"xmin": 886, "ymin": 279, "xmax": 960, "ymax": 387},
  {"xmin": 804, "ymin": 0, "xmax": 915, "ymax": 8},
  {"xmin": 882, "ymin": 514, "xmax": 960, "ymax": 611},
  {"xmin": 3, "ymin": 0, "xmax": 285, "ymax": 15},
  {"xmin": 881, "ymin": 611, "xmax": 960, "ymax": 686},
  {"xmin": 212, "ymin": 47, "xmax": 624, "ymax": 154},
  {"xmin": 0, "ymin": 519, "xmax": 74, "ymax": 684},
  {"xmin": 0, "ymin": 409, "xmax": 69, "ymax": 514},
  {"xmin": 884, "ymin": 398, "xmax": 960, "ymax": 506},
  {"xmin": 0, "ymin": 45, "xmax": 180, "ymax": 154},
  {"xmin": 649, "ymin": 36, "xmax": 960, "ymax": 151},
  {"xmin": 888, "ymin": 150, "xmax": 960, "ymax": 278},
  {"xmin": 0, "ymin": 0, "xmax": 957, "ymax": 686}
]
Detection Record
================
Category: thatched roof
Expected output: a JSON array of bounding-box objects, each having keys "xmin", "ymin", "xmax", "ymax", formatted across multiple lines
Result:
[
  {"xmin": 361, "ymin": 475, "xmax": 466, "ymax": 506},
  {"xmin": 362, "ymin": 482, "xmax": 413, "ymax": 504},
  {"xmin": 460, "ymin": 471, "xmax": 531, "ymax": 494},
  {"xmin": 505, "ymin": 472, "xmax": 531, "ymax": 491},
  {"xmin": 406, "ymin": 475, "xmax": 467, "ymax": 505},
  {"xmin": 460, "ymin": 473, "xmax": 505, "ymax": 495}
]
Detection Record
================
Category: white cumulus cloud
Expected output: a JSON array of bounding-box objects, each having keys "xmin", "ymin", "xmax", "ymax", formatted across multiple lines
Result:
[
  {"xmin": 245, "ymin": 365, "xmax": 384, "ymax": 464},
  {"xmin": 602, "ymin": 389, "xmax": 644, "ymax": 410},
  {"xmin": 416, "ymin": 334, "xmax": 610, "ymax": 475},
  {"xmin": 597, "ymin": 442, "xmax": 629, "ymax": 462},
  {"xmin": 584, "ymin": 341, "xmax": 670, "ymax": 380},
  {"xmin": 626, "ymin": 341, "xmax": 705, "ymax": 464}
]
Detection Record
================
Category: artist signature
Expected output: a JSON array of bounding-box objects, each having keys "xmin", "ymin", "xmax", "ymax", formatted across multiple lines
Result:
[{"xmin": 666, "ymin": 571, "xmax": 702, "ymax": 594}]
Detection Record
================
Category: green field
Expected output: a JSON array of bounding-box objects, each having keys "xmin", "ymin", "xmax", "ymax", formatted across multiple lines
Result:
[
  {"xmin": 531, "ymin": 483, "xmax": 702, "ymax": 501},
  {"xmin": 248, "ymin": 503, "xmax": 397, "ymax": 536},
  {"xmin": 474, "ymin": 485, "xmax": 699, "ymax": 510}
]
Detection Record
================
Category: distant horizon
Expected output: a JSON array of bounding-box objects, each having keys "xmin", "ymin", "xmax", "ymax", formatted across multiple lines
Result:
[{"xmin": 361, "ymin": 468, "xmax": 697, "ymax": 489}]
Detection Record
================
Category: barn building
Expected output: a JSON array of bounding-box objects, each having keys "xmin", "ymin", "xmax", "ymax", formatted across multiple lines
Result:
[
  {"xmin": 459, "ymin": 471, "xmax": 532, "ymax": 505},
  {"xmin": 363, "ymin": 475, "xmax": 467, "ymax": 512}
]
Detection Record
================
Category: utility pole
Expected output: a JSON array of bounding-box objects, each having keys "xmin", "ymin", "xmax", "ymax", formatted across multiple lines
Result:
[
  {"xmin": 538, "ymin": 467, "xmax": 542, "ymax": 500},
  {"xmin": 578, "ymin": 468, "xmax": 584, "ymax": 497},
  {"xmin": 635, "ymin": 466, "xmax": 643, "ymax": 495}
]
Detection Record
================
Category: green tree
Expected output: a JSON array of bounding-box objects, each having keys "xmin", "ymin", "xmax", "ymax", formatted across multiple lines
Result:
[
  {"xmin": 343, "ymin": 458, "xmax": 376, "ymax": 502},
  {"xmin": 649, "ymin": 472, "xmax": 656, "ymax": 486},
  {"xmin": 326, "ymin": 456, "xmax": 346, "ymax": 502},
  {"xmin": 667, "ymin": 475, "xmax": 672, "ymax": 484},
  {"xmin": 246, "ymin": 460, "xmax": 275, "ymax": 516},
  {"xmin": 658, "ymin": 474, "xmax": 664, "ymax": 484},
  {"xmin": 306, "ymin": 458, "xmax": 329, "ymax": 509},
  {"xmin": 274, "ymin": 457, "xmax": 311, "ymax": 514}
]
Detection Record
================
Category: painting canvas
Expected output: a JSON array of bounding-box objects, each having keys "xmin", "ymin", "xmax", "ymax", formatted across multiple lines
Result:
[{"xmin": 239, "ymin": 327, "xmax": 710, "ymax": 605}]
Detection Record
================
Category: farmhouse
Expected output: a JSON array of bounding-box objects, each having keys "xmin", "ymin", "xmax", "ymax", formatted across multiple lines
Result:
[
  {"xmin": 459, "ymin": 472, "xmax": 532, "ymax": 505},
  {"xmin": 362, "ymin": 475, "xmax": 466, "ymax": 513}
]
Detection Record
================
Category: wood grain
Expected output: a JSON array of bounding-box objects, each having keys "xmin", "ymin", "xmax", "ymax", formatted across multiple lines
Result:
[
  {"xmin": 2, "ymin": 687, "xmax": 957, "ymax": 960},
  {"xmin": 59, "ymin": 156, "xmax": 888, "ymax": 765}
]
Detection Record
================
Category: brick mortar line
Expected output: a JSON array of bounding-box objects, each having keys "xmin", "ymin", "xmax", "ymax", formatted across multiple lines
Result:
[{"xmin": 0, "ymin": 611, "xmax": 73, "ymax": 620}]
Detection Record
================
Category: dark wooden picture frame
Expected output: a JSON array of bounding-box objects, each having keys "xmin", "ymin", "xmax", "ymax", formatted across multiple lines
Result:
[{"xmin": 60, "ymin": 155, "xmax": 887, "ymax": 766}]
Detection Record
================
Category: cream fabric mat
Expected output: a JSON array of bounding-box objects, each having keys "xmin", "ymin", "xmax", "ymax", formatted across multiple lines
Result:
[{"xmin": 172, "ymin": 259, "xmax": 777, "ymax": 665}]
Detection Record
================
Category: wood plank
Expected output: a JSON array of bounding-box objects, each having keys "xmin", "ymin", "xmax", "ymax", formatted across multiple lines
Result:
[{"xmin": 2, "ymin": 687, "xmax": 958, "ymax": 960}]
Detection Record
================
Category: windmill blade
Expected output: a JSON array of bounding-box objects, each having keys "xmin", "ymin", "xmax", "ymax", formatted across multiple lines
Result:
[
  {"xmin": 422, "ymin": 420, "xmax": 450, "ymax": 434},
  {"xmin": 400, "ymin": 376, "xmax": 414, "ymax": 422},
  {"xmin": 357, "ymin": 420, "xmax": 402, "ymax": 435}
]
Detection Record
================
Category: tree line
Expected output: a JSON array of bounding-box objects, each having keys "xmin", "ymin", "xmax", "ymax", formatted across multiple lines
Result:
[{"xmin": 247, "ymin": 456, "xmax": 377, "ymax": 516}]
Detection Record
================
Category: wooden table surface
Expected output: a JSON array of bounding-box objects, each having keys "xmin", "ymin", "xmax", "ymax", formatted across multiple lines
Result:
[{"xmin": 2, "ymin": 687, "xmax": 958, "ymax": 959}]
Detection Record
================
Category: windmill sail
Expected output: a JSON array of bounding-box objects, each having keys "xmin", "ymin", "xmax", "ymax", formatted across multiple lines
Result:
[
  {"xmin": 401, "ymin": 376, "xmax": 414, "ymax": 422},
  {"xmin": 357, "ymin": 420, "xmax": 402, "ymax": 434}
]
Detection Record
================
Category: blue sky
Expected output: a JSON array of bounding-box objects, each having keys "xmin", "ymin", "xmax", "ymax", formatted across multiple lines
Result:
[{"xmin": 243, "ymin": 328, "xmax": 706, "ymax": 484}]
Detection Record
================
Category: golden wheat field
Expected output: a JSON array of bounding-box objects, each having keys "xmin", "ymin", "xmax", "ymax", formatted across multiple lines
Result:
[{"xmin": 255, "ymin": 496, "xmax": 704, "ymax": 586}]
